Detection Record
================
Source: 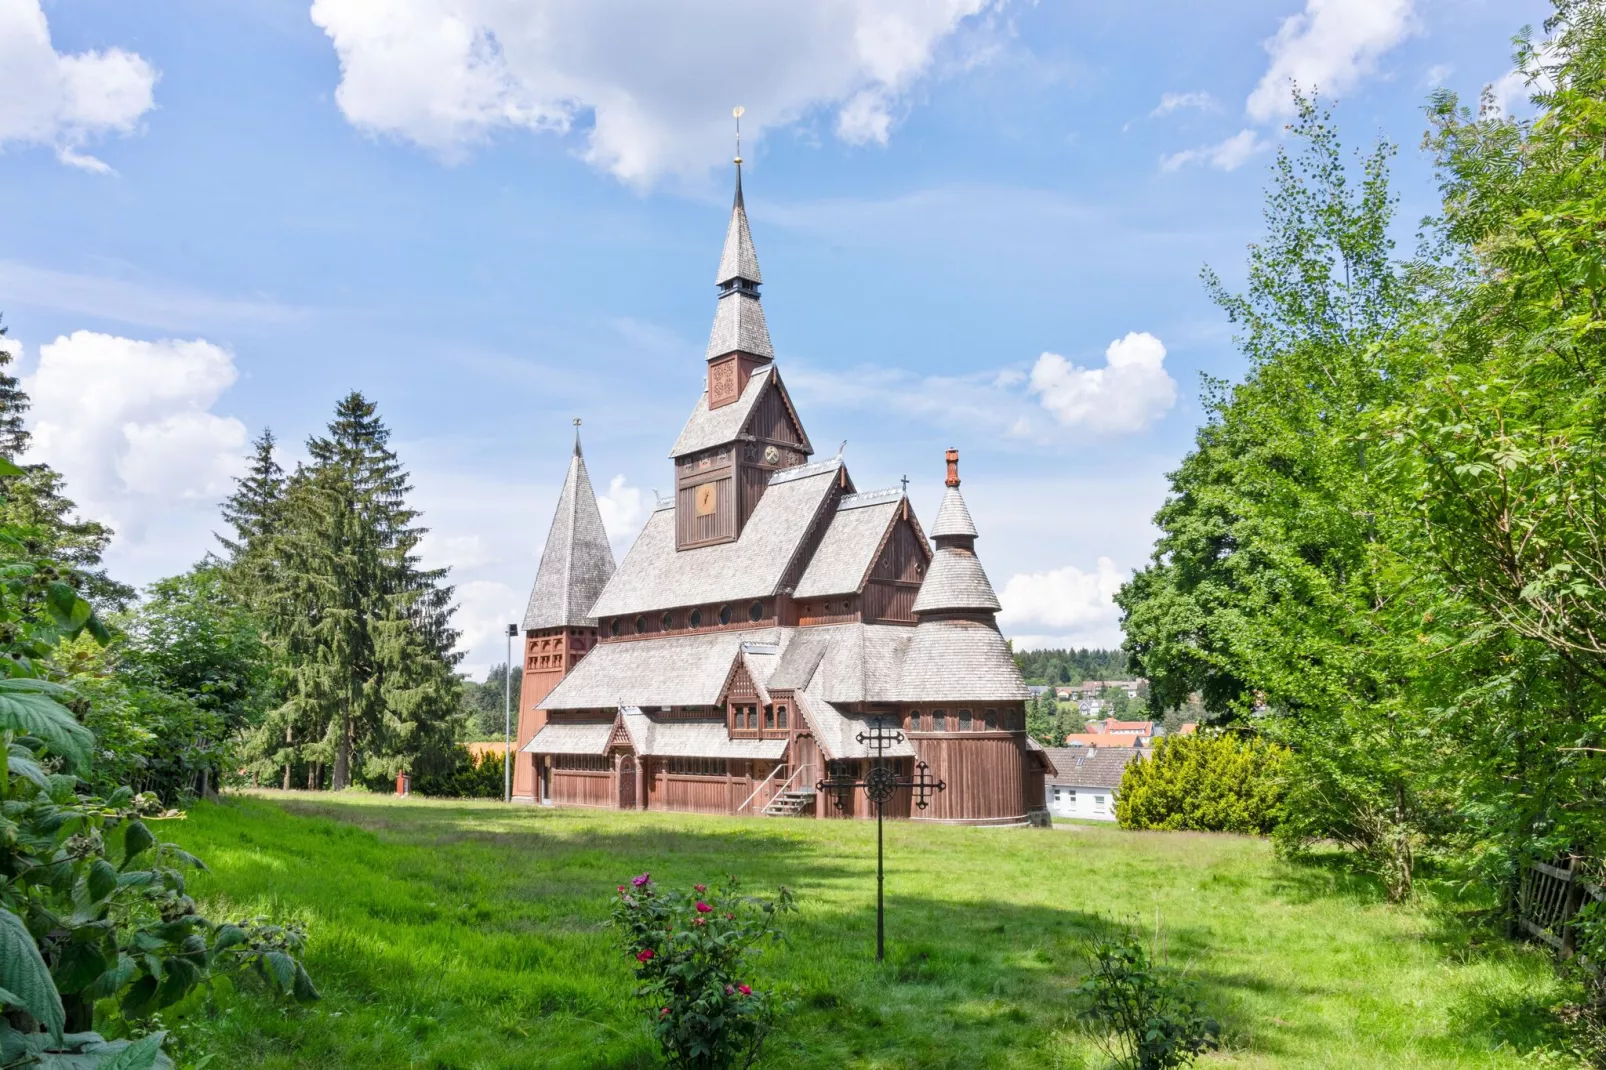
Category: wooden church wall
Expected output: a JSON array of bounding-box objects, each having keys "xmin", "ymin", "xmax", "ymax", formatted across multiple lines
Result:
[
  {"xmin": 910, "ymin": 736, "xmax": 1028, "ymax": 824},
  {"xmin": 676, "ymin": 476, "xmax": 736, "ymax": 545},
  {"xmin": 549, "ymin": 767, "xmax": 613, "ymax": 808},
  {"xmin": 745, "ymin": 384, "xmax": 805, "ymax": 446}
]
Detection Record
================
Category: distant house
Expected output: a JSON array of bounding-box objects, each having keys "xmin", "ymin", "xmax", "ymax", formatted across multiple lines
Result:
[
  {"xmin": 1090, "ymin": 718, "xmax": 1154, "ymax": 737},
  {"xmin": 1067, "ymin": 679, "xmax": 1147, "ymax": 700},
  {"xmin": 1043, "ymin": 747, "xmax": 1142, "ymax": 821},
  {"xmin": 1062, "ymin": 732, "xmax": 1143, "ymax": 748},
  {"xmin": 1026, "ymin": 684, "xmax": 1051, "ymax": 698},
  {"xmin": 1176, "ymin": 723, "xmax": 1198, "ymax": 736}
]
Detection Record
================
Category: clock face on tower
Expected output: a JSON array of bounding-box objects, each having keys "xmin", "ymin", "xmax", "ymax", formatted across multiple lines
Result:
[
  {"xmin": 763, "ymin": 445, "xmax": 780, "ymax": 465},
  {"xmin": 695, "ymin": 483, "xmax": 717, "ymax": 516}
]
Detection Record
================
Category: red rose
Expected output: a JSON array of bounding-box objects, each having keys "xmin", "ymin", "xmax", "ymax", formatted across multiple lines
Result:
[
  {"xmin": 738, "ymin": 984, "xmax": 752, "ymax": 996},
  {"xmin": 695, "ymin": 901, "xmax": 712, "ymax": 913},
  {"xmin": 636, "ymin": 949, "xmax": 655, "ymax": 962},
  {"xmin": 694, "ymin": 884, "xmax": 706, "ymax": 893}
]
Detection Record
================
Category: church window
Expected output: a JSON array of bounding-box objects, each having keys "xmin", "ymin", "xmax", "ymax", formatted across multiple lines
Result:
[
  {"xmin": 666, "ymin": 757, "xmax": 727, "ymax": 777},
  {"xmin": 959, "ymin": 709, "xmax": 973, "ymax": 731},
  {"xmin": 749, "ymin": 601, "xmax": 764, "ymax": 622},
  {"xmin": 553, "ymin": 754, "xmax": 608, "ymax": 772},
  {"xmin": 777, "ymin": 705, "xmax": 788, "ymax": 729},
  {"xmin": 984, "ymin": 709, "xmax": 997, "ymax": 730},
  {"xmin": 719, "ymin": 604, "xmax": 732, "ymax": 626},
  {"xmin": 610, "ymin": 619, "xmax": 620, "ymax": 638},
  {"xmin": 635, "ymin": 616, "xmax": 647, "ymax": 635},
  {"xmin": 933, "ymin": 710, "xmax": 947, "ymax": 731},
  {"xmin": 764, "ymin": 706, "xmax": 775, "ymax": 729},
  {"xmin": 689, "ymin": 608, "xmax": 703, "ymax": 628},
  {"xmin": 662, "ymin": 611, "xmax": 674, "ymax": 631},
  {"xmin": 907, "ymin": 709, "xmax": 920, "ymax": 730}
]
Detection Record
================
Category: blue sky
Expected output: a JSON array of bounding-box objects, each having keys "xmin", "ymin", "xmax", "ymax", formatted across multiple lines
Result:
[{"xmin": 1, "ymin": 0, "xmax": 1548, "ymax": 672}]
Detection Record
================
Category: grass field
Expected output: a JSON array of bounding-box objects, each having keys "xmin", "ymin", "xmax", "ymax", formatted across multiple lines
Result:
[{"xmin": 158, "ymin": 792, "xmax": 1581, "ymax": 1069}]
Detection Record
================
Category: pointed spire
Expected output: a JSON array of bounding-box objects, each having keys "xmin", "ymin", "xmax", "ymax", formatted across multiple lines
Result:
[
  {"xmin": 522, "ymin": 428, "xmax": 617, "ymax": 630},
  {"xmin": 914, "ymin": 447, "xmax": 999, "ymax": 617},
  {"xmin": 706, "ymin": 118, "xmax": 773, "ymax": 362}
]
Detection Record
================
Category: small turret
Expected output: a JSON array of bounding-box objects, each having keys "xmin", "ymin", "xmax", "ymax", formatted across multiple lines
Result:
[{"xmin": 912, "ymin": 449, "xmax": 1001, "ymax": 617}]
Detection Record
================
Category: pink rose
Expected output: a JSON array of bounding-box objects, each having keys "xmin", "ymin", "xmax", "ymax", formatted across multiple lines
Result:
[
  {"xmin": 636, "ymin": 949, "xmax": 655, "ymax": 962},
  {"xmin": 738, "ymin": 984, "xmax": 752, "ymax": 996},
  {"xmin": 632, "ymin": 873, "xmax": 651, "ymax": 887},
  {"xmin": 695, "ymin": 901, "xmax": 712, "ymax": 913},
  {"xmin": 694, "ymin": 884, "xmax": 706, "ymax": 893},
  {"xmin": 725, "ymin": 984, "xmax": 734, "ymax": 996},
  {"xmin": 659, "ymin": 1007, "xmax": 670, "ymax": 1018}
]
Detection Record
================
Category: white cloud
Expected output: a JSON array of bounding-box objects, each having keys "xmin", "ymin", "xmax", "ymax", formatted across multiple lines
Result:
[
  {"xmin": 1246, "ymin": 0, "xmax": 1416, "ymax": 122},
  {"xmin": 1160, "ymin": 128, "xmax": 1269, "ymax": 172},
  {"xmin": 417, "ymin": 532, "xmax": 498, "ymax": 571},
  {"xmin": 997, "ymin": 556, "xmax": 1126, "ymax": 649},
  {"xmin": 23, "ymin": 331, "xmax": 248, "ymax": 539},
  {"xmin": 1027, "ymin": 332, "xmax": 1177, "ymax": 434},
  {"xmin": 308, "ymin": 0, "xmax": 994, "ymax": 182},
  {"xmin": 0, "ymin": 0, "xmax": 158, "ymax": 171},
  {"xmin": 1484, "ymin": 43, "xmax": 1558, "ymax": 118},
  {"xmin": 1150, "ymin": 90, "xmax": 1216, "ymax": 117},
  {"xmin": 453, "ymin": 578, "xmax": 522, "ymax": 677},
  {"xmin": 1424, "ymin": 63, "xmax": 1452, "ymax": 88},
  {"xmin": 596, "ymin": 473, "xmax": 646, "ymax": 554}
]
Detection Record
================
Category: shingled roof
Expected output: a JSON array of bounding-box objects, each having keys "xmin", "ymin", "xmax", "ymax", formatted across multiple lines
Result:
[
  {"xmin": 522, "ymin": 434, "xmax": 617, "ymax": 630},
  {"xmin": 899, "ymin": 618, "xmax": 1029, "ymax": 702},
  {"xmin": 540, "ymin": 627, "xmax": 785, "ymax": 710},
  {"xmin": 716, "ymin": 167, "xmax": 762, "ymax": 285},
  {"xmin": 1044, "ymin": 746, "xmax": 1142, "ymax": 789},
  {"xmin": 793, "ymin": 491, "xmax": 904, "ymax": 599},
  {"xmin": 910, "ymin": 546, "xmax": 1001, "ymax": 614},
  {"xmin": 619, "ymin": 709, "xmax": 787, "ymax": 759},
  {"xmin": 587, "ymin": 461, "xmax": 841, "ymax": 618},
  {"xmin": 930, "ymin": 485, "xmax": 978, "ymax": 540}
]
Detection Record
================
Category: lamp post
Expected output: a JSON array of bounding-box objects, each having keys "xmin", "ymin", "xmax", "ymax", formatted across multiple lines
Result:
[{"xmin": 504, "ymin": 623, "xmax": 518, "ymax": 803}]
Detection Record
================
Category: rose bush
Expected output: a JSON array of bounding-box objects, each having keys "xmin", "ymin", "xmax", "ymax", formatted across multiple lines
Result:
[{"xmin": 610, "ymin": 874, "xmax": 795, "ymax": 1069}]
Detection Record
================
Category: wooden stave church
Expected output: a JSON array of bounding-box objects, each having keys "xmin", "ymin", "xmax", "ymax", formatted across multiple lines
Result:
[{"xmin": 511, "ymin": 164, "xmax": 1054, "ymax": 826}]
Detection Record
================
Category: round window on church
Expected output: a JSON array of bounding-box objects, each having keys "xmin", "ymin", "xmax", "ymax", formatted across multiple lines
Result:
[
  {"xmin": 749, "ymin": 601, "xmax": 764, "ymax": 623},
  {"xmin": 719, "ymin": 604, "xmax": 732, "ymax": 626},
  {"xmin": 610, "ymin": 619, "xmax": 620, "ymax": 638},
  {"xmin": 689, "ymin": 608, "xmax": 703, "ymax": 628},
  {"xmin": 635, "ymin": 615, "xmax": 646, "ymax": 635},
  {"xmin": 662, "ymin": 611, "xmax": 674, "ymax": 631}
]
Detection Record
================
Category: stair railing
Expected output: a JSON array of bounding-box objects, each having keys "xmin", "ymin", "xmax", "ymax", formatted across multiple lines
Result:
[{"xmin": 739, "ymin": 761, "xmax": 813, "ymax": 814}]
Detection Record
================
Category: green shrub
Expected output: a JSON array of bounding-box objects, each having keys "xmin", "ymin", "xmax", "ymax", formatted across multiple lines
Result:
[
  {"xmin": 611, "ymin": 874, "xmax": 796, "ymax": 1069},
  {"xmin": 1078, "ymin": 923, "xmax": 1219, "ymax": 1070},
  {"xmin": 1116, "ymin": 732, "xmax": 1287, "ymax": 834},
  {"xmin": 411, "ymin": 745, "xmax": 503, "ymax": 799}
]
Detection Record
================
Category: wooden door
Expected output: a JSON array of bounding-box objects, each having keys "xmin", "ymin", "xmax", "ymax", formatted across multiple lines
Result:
[{"xmin": 619, "ymin": 755, "xmax": 636, "ymax": 810}]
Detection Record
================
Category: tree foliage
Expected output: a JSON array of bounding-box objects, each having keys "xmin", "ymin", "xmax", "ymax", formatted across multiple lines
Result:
[{"xmin": 1116, "ymin": 733, "xmax": 1288, "ymax": 835}]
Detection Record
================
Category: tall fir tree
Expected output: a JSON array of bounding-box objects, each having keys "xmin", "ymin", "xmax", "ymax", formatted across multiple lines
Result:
[{"xmin": 253, "ymin": 393, "xmax": 461, "ymax": 789}]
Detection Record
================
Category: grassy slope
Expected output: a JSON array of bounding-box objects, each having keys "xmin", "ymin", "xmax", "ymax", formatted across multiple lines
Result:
[{"xmin": 162, "ymin": 793, "xmax": 1575, "ymax": 1069}]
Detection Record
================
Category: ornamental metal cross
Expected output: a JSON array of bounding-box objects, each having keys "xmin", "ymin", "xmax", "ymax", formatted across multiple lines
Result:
[{"xmin": 815, "ymin": 717, "xmax": 945, "ymax": 962}]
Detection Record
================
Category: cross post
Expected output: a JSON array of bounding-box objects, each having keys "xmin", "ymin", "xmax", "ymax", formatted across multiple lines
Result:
[{"xmin": 815, "ymin": 716, "xmax": 945, "ymax": 962}]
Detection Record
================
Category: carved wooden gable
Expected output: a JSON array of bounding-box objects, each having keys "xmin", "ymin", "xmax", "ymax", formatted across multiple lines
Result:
[
  {"xmin": 722, "ymin": 657, "xmax": 759, "ymax": 705},
  {"xmin": 740, "ymin": 373, "xmax": 810, "ymax": 462},
  {"xmin": 606, "ymin": 714, "xmax": 635, "ymax": 753},
  {"xmin": 864, "ymin": 505, "xmax": 930, "ymax": 624}
]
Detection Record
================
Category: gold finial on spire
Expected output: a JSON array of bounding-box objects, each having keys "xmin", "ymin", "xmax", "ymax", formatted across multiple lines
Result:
[{"xmin": 732, "ymin": 105, "xmax": 745, "ymax": 164}]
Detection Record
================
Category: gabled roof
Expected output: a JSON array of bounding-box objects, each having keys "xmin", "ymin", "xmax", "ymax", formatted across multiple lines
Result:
[
  {"xmin": 619, "ymin": 708, "xmax": 787, "ymax": 759},
  {"xmin": 793, "ymin": 492, "xmax": 905, "ymax": 599},
  {"xmin": 539, "ymin": 627, "xmax": 785, "ymax": 710},
  {"xmin": 1063, "ymin": 733, "xmax": 1143, "ymax": 748},
  {"xmin": 795, "ymin": 691, "xmax": 916, "ymax": 761},
  {"xmin": 930, "ymin": 485, "xmax": 978, "ymax": 540},
  {"xmin": 521, "ymin": 441, "xmax": 617, "ymax": 629},
  {"xmin": 1045, "ymin": 746, "xmax": 1142, "ymax": 789},
  {"xmin": 671, "ymin": 365, "xmax": 812, "ymax": 458},
  {"xmin": 588, "ymin": 461, "xmax": 841, "ymax": 618}
]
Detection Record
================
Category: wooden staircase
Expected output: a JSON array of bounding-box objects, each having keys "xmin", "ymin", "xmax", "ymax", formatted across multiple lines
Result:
[{"xmin": 760, "ymin": 789, "xmax": 815, "ymax": 817}]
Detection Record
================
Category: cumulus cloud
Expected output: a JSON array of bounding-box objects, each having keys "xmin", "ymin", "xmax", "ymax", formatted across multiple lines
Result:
[
  {"xmin": 596, "ymin": 473, "xmax": 647, "ymax": 554},
  {"xmin": 997, "ymin": 556, "xmax": 1125, "ymax": 649},
  {"xmin": 453, "ymin": 578, "xmax": 523, "ymax": 677},
  {"xmin": 1159, "ymin": 128, "xmax": 1268, "ymax": 172},
  {"xmin": 1246, "ymin": 0, "xmax": 1416, "ymax": 122},
  {"xmin": 0, "ymin": 0, "xmax": 158, "ymax": 171},
  {"xmin": 1028, "ymin": 332, "xmax": 1177, "ymax": 434},
  {"xmin": 307, "ymin": 0, "xmax": 994, "ymax": 182},
  {"xmin": 1150, "ymin": 90, "xmax": 1216, "ymax": 117},
  {"xmin": 23, "ymin": 331, "xmax": 248, "ymax": 538}
]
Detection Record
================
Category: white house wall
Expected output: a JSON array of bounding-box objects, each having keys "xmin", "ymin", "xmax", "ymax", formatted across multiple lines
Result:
[{"xmin": 1048, "ymin": 784, "xmax": 1117, "ymax": 821}]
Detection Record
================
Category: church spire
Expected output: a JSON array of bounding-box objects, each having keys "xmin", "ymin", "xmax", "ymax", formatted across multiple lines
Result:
[
  {"xmin": 522, "ymin": 423, "xmax": 617, "ymax": 630},
  {"xmin": 706, "ymin": 108, "xmax": 773, "ymax": 363}
]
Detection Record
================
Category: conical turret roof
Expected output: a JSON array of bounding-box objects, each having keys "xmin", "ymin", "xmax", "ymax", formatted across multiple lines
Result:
[
  {"xmin": 930, "ymin": 486, "xmax": 978, "ymax": 540},
  {"xmin": 716, "ymin": 169, "xmax": 762, "ymax": 285},
  {"xmin": 522, "ymin": 429, "xmax": 617, "ymax": 629}
]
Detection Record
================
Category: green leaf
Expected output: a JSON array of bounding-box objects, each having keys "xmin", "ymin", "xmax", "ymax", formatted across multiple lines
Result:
[
  {"xmin": 0, "ymin": 682, "xmax": 91, "ymax": 772},
  {"xmin": 0, "ymin": 457, "xmax": 25, "ymax": 477},
  {"xmin": 95, "ymin": 1032, "xmax": 169, "ymax": 1070},
  {"xmin": 261, "ymin": 951, "xmax": 295, "ymax": 993},
  {"xmin": 46, "ymin": 583, "xmax": 91, "ymax": 631},
  {"xmin": 7, "ymin": 748, "xmax": 51, "ymax": 790},
  {"xmin": 121, "ymin": 821, "xmax": 154, "ymax": 868},
  {"xmin": 86, "ymin": 860, "xmax": 118, "ymax": 904},
  {"xmin": 0, "ymin": 906, "xmax": 66, "ymax": 1042},
  {"xmin": 291, "ymin": 964, "xmax": 320, "ymax": 1003},
  {"xmin": 211, "ymin": 924, "xmax": 247, "ymax": 953}
]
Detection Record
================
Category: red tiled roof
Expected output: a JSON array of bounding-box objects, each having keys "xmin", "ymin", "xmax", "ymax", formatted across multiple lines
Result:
[{"xmin": 1063, "ymin": 733, "xmax": 1142, "ymax": 748}]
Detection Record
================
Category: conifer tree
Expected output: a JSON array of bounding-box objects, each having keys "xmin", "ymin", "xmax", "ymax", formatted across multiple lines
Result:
[{"xmin": 252, "ymin": 393, "xmax": 461, "ymax": 789}]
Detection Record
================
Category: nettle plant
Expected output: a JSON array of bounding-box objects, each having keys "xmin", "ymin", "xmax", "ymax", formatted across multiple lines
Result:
[
  {"xmin": 611, "ymin": 874, "xmax": 795, "ymax": 1070},
  {"xmin": 1078, "ymin": 923, "xmax": 1220, "ymax": 1070},
  {"xmin": 0, "ymin": 507, "xmax": 316, "ymax": 1068}
]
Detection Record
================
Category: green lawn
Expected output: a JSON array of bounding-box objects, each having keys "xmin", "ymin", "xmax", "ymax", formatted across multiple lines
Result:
[{"xmin": 159, "ymin": 792, "xmax": 1579, "ymax": 1069}]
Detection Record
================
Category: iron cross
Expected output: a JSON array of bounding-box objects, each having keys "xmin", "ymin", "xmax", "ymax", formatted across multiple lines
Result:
[{"xmin": 815, "ymin": 717, "xmax": 945, "ymax": 962}]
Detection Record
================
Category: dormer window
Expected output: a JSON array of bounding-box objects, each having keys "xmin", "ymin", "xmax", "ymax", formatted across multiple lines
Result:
[
  {"xmin": 689, "ymin": 608, "xmax": 703, "ymax": 628},
  {"xmin": 749, "ymin": 601, "xmax": 763, "ymax": 623}
]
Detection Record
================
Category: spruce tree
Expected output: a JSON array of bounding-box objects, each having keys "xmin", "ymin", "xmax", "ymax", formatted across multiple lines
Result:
[{"xmin": 255, "ymin": 393, "xmax": 461, "ymax": 789}]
